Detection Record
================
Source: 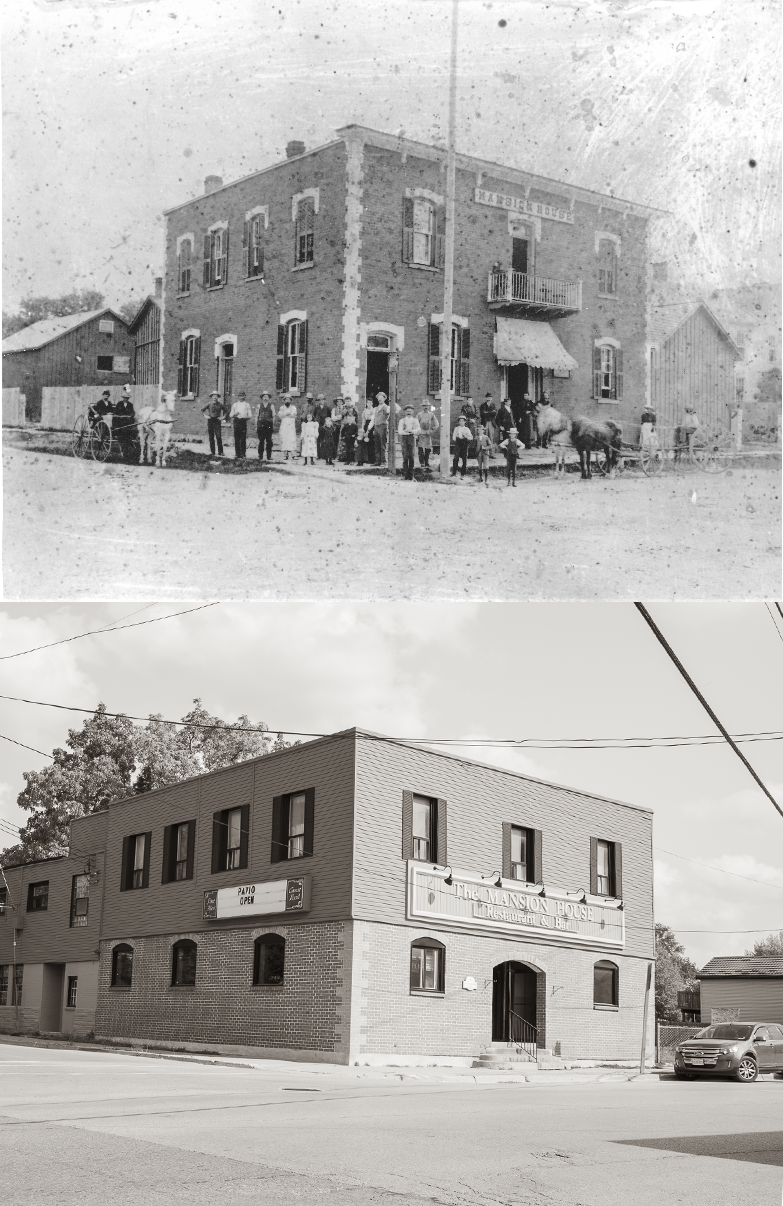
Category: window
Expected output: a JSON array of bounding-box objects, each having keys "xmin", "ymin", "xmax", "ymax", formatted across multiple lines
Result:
[
  {"xmin": 215, "ymin": 341, "xmax": 234, "ymax": 403},
  {"xmin": 162, "ymin": 820, "xmax": 195, "ymax": 884},
  {"xmin": 120, "ymin": 832, "xmax": 151, "ymax": 891},
  {"xmin": 0, "ymin": 887, "xmax": 6, "ymax": 915},
  {"xmin": 111, "ymin": 944, "xmax": 133, "ymax": 988},
  {"xmin": 211, "ymin": 805, "xmax": 249, "ymax": 873},
  {"xmin": 402, "ymin": 791, "xmax": 446, "ymax": 864},
  {"xmin": 99, "ymin": 319, "xmax": 115, "ymax": 335},
  {"xmin": 178, "ymin": 239, "xmax": 193, "ymax": 294},
  {"xmin": 592, "ymin": 343, "xmax": 623, "ymax": 401},
  {"xmin": 0, "ymin": 965, "xmax": 7, "ymax": 1006},
  {"xmin": 96, "ymin": 356, "xmax": 114, "ymax": 372},
  {"xmin": 253, "ymin": 934, "xmax": 285, "ymax": 985},
  {"xmin": 590, "ymin": 837, "xmax": 623, "ymax": 897},
  {"xmin": 27, "ymin": 881, "xmax": 49, "ymax": 911},
  {"xmin": 244, "ymin": 214, "xmax": 265, "ymax": 278},
  {"xmin": 402, "ymin": 195, "xmax": 445, "ymax": 268},
  {"xmin": 171, "ymin": 939, "xmax": 197, "ymax": 987},
  {"xmin": 178, "ymin": 333, "xmax": 201, "ymax": 397},
  {"xmin": 70, "ymin": 874, "xmax": 89, "ymax": 927},
  {"xmin": 203, "ymin": 226, "xmax": 229, "ymax": 288},
  {"xmin": 67, "ymin": 976, "xmax": 78, "ymax": 1008},
  {"xmin": 412, "ymin": 795, "xmax": 433, "ymax": 861},
  {"xmin": 271, "ymin": 790, "xmax": 314, "ymax": 863},
  {"xmin": 0, "ymin": 964, "xmax": 22, "ymax": 1007},
  {"xmin": 594, "ymin": 960, "xmax": 618, "ymax": 1007},
  {"xmin": 736, "ymin": 377, "xmax": 745, "ymax": 404},
  {"xmin": 597, "ymin": 238, "xmax": 617, "ymax": 296},
  {"xmin": 502, "ymin": 824, "xmax": 541, "ymax": 882},
  {"xmin": 410, "ymin": 938, "xmax": 445, "ymax": 993},
  {"xmin": 294, "ymin": 197, "xmax": 315, "ymax": 265},
  {"xmin": 12, "ymin": 965, "xmax": 23, "ymax": 1005},
  {"xmin": 428, "ymin": 322, "xmax": 470, "ymax": 396},
  {"xmin": 276, "ymin": 319, "xmax": 308, "ymax": 394}
]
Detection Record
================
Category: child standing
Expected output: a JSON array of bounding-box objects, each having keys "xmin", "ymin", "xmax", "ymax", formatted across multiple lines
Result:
[
  {"xmin": 451, "ymin": 416, "xmax": 472, "ymax": 477},
  {"xmin": 476, "ymin": 423, "xmax": 492, "ymax": 486},
  {"xmin": 321, "ymin": 417, "xmax": 336, "ymax": 465},
  {"xmin": 499, "ymin": 426, "xmax": 525, "ymax": 486},
  {"xmin": 300, "ymin": 415, "xmax": 319, "ymax": 464}
]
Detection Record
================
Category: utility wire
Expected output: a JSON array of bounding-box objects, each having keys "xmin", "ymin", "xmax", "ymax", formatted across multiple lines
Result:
[
  {"xmin": 655, "ymin": 847, "xmax": 783, "ymax": 888},
  {"xmin": 0, "ymin": 732, "xmax": 51, "ymax": 758},
  {"xmin": 0, "ymin": 602, "xmax": 217, "ymax": 662},
  {"xmin": 634, "ymin": 603, "xmax": 783, "ymax": 820}
]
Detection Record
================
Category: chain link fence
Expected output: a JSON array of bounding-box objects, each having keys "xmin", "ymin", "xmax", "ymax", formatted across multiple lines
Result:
[{"xmin": 657, "ymin": 1023, "xmax": 703, "ymax": 1064}]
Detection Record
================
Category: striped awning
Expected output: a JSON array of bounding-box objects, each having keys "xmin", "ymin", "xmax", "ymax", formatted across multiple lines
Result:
[{"xmin": 494, "ymin": 317, "xmax": 578, "ymax": 372}]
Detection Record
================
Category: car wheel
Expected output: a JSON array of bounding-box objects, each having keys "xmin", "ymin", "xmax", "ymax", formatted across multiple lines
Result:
[{"xmin": 735, "ymin": 1057, "xmax": 758, "ymax": 1083}]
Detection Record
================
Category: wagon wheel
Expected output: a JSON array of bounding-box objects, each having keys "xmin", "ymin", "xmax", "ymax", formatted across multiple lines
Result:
[
  {"xmin": 71, "ymin": 414, "xmax": 91, "ymax": 458},
  {"xmin": 693, "ymin": 426, "xmax": 732, "ymax": 474},
  {"xmin": 640, "ymin": 440, "xmax": 664, "ymax": 476},
  {"xmin": 593, "ymin": 448, "xmax": 625, "ymax": 477},
  {"xmin": 90, "ymin": 419, "xmax": 113, "ymax": 462}
]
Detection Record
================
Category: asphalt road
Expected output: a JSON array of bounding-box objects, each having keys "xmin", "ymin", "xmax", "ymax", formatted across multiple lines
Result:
[{"xmin": 1, "ymin": 1044, "xmax": 781, "ymax": 1206}]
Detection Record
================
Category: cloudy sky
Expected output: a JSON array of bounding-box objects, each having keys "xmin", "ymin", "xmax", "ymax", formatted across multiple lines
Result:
[
  {"xmin": 0, "ymin": 600, "xmax": 781, "ymax": 969},
  {"xmin": 3, "ymin": 0, "xmax": 779, "ymax": 314}
]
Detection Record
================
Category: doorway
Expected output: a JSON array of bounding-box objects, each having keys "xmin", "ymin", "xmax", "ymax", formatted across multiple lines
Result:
[
  {"xmin": 365, "ymin": 334, "xmax": 391, "ymax": 405},
  {"xmin": 506, "ymin": 364, "xmax": 528, "ymax": 431},
  {"xmin": 40, "ymin": 963, "xmax": 65, "ymax": 1032},
  {"xmin": 492, "ymin": 961, "xmax": 538, "ymax": 1044}
]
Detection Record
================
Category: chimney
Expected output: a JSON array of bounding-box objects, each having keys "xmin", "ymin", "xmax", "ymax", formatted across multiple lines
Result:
[
  {"xmin": 154, "ymin": 277, "xmax": 163, "ymax": 298},
  {"xmin": 204, "ymin": 174, "xmax": 223, "ymax": 195},
  {"xmin": 286, "ymin": 140, "xmax": 306, "ymax": 160}
]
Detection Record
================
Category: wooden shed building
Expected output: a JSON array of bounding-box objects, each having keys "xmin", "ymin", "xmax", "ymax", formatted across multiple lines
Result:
[
  {"xmin": 648, "ymin": 296, "xmax": 741, "ymax": 436},
  {"xmin": 128, "ymin": 290, "xmax": 162, "ymax": 386},
  {"xmin": 696, "ymin": 956, "xmax": 783, "ymax": 1026}
]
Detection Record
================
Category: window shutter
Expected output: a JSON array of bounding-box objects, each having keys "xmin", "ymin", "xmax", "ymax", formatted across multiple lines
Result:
[
  {"xmin": 242, "ymin": 219, "xmax": 250, "ymax": 278},
  {"xmin": 436, "ymin": 798, "xmax": 447, "ymax": 865},
  {"xmin": 211, "ymin": 811, "xmax": 223, "ymax": 874},
  {"xmin": 502, "ymin": 822, "xmax": 512, "ymax": 880},
  {"xmin": 532, "ymin": 828, "xmax": 542, "ymax": 884},
  {"xmin": 221, "ymin": 228, "xmax": 229, "ymax": 284},
  {"xmin": 592, "ymin": 346, "xmax": 602, "ymax": 399},
  {"xmin": 435, "ymin": 206, "xmax": 446, "ymax": 268},
  {"xmin": 302, "ymin": 787, "xmax": 315, "ymax": 858},
  {"xmin": 141, "ymin": 831, "xmax": 152, "ymax": 889},
  {"xmin": 613, "ymin": 842, "xmax": 623, "ymax": 898},
  {"xmin": 186, "ymin": 819, "xmax": 196, "ymax": 880},
  {"xmin": 589, "ymin": 836, "xmax": 598, "ymax": 896},
  {"xmin": 460, "ymin": 327, "xmax": 470, "ymax": 396},
  {"xmin": 177, "ymin": 339, "xmax": 185, "ymax": 395},
  {"xmin": 120, "ymin": 835, "xmax": 131, "ymax": 892},
  {"xmin": 271, "ymin": 795, "xmax": 285, "ymax": 863},
  {"xmin": 300, "ymin": 320, "xmax": 308, "ymax": 393},
  {"xmin": 276, "ymin": 325, "xmax": 286, "ymax": 392},
  {"xmin": 401, "ymin": 789, "xmax": 413, "ymax": 860},
  {"xmin": 161, "ymin": 824, "xmax": 172, "ymax": 884},
  {"xmin": 238, "ymin": 803, "xmax": 250, "ymax": 869},
  {"xmin": 615, "ymin": 349, "xmax": 623, "ymax": 399},
  {"xmin": 193, "ymin": 337, "xmax": 201, "ymax": 397},
  {"xmin": 203, "ymin": 234, "xmax": 212, "ymax": 287},
  {"xmin": 402, "ymin": 196, "xmax": 414, "ymax": 263},
  {"xmin": 427, "ymin": 323, "xmax": 441, "ymax": 394}
]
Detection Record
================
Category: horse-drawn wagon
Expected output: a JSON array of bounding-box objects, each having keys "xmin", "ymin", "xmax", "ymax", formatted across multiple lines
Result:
[
  {"xmin": 70, "ymin": 392, "xmax": 176, "ymax": 466},
  {"xmin": 592, "ymin": 424, "xmax": 733, "ymax": 477}
]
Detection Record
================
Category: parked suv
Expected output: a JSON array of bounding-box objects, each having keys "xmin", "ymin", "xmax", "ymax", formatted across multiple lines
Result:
[{"xmin": 674, "ymin": 1022, "xmax": 783, "ymax": 1083}]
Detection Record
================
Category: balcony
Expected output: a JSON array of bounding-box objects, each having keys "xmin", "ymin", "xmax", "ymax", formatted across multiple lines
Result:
[{"xmin": 488, "ymin": 270, "xmax": 582, "ymax": 317}]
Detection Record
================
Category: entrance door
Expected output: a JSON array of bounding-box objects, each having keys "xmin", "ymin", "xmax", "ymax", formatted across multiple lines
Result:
[
  {"xmin": 492, "ymin": 961, "xmax": 537, "ymax": 1042},
  {"xmin": 365, "ymin": 334, "xmax": 391, "ymax": 405},
  {"xmin": 512, "ymin": 237, "xmax": 529, "ymax": 275},
  {"xmin": 506, "ymin": 364, "xmax": 528, "ymax": 431},
  {"xmin": 40, "ymin": 963, "xmax": 65, "ymax": 1032}
]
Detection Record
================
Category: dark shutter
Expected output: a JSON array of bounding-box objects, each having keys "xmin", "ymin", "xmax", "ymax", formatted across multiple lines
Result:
[
  {"xmin": 177, "ymin": 339, "xmax": 185, "ymax": 396},
  {"xmin": 300, "ymin": 320, "xmax": 308, "ymax": 393},
  {"xmin": 203, "ymin": 233, "xmax": 212, "ymax": 287},
  {"xmin": 502, "ymin": 822, "xmax": 512, "ymax": 880},
  {"xmin": 592, "ymin": 345, "xmax": 602, "ymax": 399},
  {"xmin": 435, "ymin": 206, "xmax": 446, "ymax": 268},
  {"xmin": 120, "ymin": 835, "xmax": 131, "ymax": 891},
  {"xmin": 221, "ymin": 227, "xmax": 229, "ymax": 284},
  {"xmin": 459, "ymin": 327, "xmax": 470, "ymax": 396},
  {"xmin": 402, "ymin": 196, "xmax": 414, "ymax": 263},
  {"xmin": 193, "ymin": 336, "xmax": 201, "ymax": 397},
  {"xmin": 186, "ymin": 818, "xmax": 196, "ymax": 880},
  {"xmin": 613, "ymin": 842, "xmax": 623, "ymax": 898},
  {"xmin": 141, "ymin": 831, "xmax": 152, "ymax": 889},
  {"xmin": 589, "ymin": 836, "xmax": 598, "ymax": 896},
  {"xmin": 532, "ymin": 828, "xmax": 542, "ymax": 884},
  {"xmin": 598, "ymin": 266, "xmax": 607, "ymax": 295},
  {"xmin": 401, "ymin": 790, "xmax": 413, "ymax": 860},
  {"xmin": 161, "ymin": 824, "xmax": 173, "ymax": 884},
  {"xmin": 276, "ymin": 325, "xmax": 286, "ymax": 391},
  {"xmin": 427, "ymin": 323, "xmax": 441, "ymax": 394},
  {"xmin": 242, "ymin": 219, "xmax": 250, "ymax": 278},
  {"xmin": 211, "ymin": 811, "xmax": 223, "ymax": 874},
  {"xmin": 271, "ymin": 795, "xmax": 285, "ymax": 863},
  {"xmin": 436, "ymin": 798, "xmax": 447, "ymax": 865},
  {"xmin": 303, "ymin": 787, "xmax": 315, "ymax": 858},
  {"xmin": 238, "ymin": 803, "xmax": 250, "ymax": 869},
  {"xmin": 615, "ymin": 349, "xmax": 623, "ymax": 399}
]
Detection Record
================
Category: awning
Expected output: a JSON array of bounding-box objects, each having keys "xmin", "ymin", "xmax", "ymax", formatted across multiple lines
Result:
[{"xmin": 494, "ymin": 317, "xmax": 578, "ymax": 372}]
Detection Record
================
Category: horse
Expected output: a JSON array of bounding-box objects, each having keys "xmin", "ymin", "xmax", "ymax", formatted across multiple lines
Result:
[
  {"xmin": 570, "ymin": 416, "xmax": 623, "ymax": 479},
  {"xmin": 549, "ymin": 426, "xmax": 571, "ymax": 476},
  {"xmin": 146, "ymin": 390, "xmax": 177, "ymax": 467},
  {"xmin": 535, "ymin": 402, "xmax": 569, "ymax": 450},
  {"xmin": 136, "ymin": 404, "xmax": 155, "ymax": 464}
]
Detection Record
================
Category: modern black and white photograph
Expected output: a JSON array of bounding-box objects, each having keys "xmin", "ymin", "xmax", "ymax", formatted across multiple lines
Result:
[{"xmin": 2, "ymin": 0, "xmax": 780, "ymax": 600}]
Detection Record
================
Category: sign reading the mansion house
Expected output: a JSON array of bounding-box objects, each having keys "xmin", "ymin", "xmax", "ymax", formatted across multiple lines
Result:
[
  {"xmin": 474, "ymin": 187, "xmax": 575, "ymax": 225},
  {"xmin": 407, "ymin": 862, "xmax": 624, "ymax": 948}
]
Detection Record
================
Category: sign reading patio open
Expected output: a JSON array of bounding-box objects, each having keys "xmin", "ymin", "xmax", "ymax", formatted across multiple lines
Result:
[{"xmin": 203, "ymin": 875, "xmax": 311, "ymax": 920}]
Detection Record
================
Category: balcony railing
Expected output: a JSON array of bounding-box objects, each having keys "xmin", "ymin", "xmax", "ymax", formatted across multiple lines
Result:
[{"xmin": 488, "ymin": 270, "xmax": 582, "ymax": 313}]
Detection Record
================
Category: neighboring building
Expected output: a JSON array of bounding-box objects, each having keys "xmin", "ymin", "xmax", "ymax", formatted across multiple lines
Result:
[
  {"xmin": 128, "ymin": 284, "xmax": 162, "ymax": 385},
  {"xmin": 162, "ymin": 127, "xmax": 663, "ymax": 439},
  {"xmin": 709, "ymin": 283, "xmax": 781, "ymax": 440},
  {"xmin": 1, "ymin": 308, "xmax": 133, "ymax": 422},
  {"xmin": 677, "ymin": 987, "xmax": 700, "ymax": 1024},
  {"xmin": 696, "ymin": 956, "xmax": 783, "ymax": 1026},
  {"xmin": 1, "ymin": 730, "xmax": 655, "ymax": 1064},
  {"xmin": 648, "ymin": 291, "xmax": 741, "ymax": 435}
]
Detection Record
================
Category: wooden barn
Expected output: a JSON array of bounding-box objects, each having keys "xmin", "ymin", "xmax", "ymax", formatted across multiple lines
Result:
[
  {"xmin": 648, "ymin": 298, "xmax": 741, "ymax": 436},
  {"xmin": 128, "ymin": 288, "xmax": 162, "ymax": 386},
  {"xmin": 696, "ymin": 956, "xmax": 783, "ymax": 1026},
  {"xmin": 2, "ymin": 308, "xmax": 132, "ymax": 422}
]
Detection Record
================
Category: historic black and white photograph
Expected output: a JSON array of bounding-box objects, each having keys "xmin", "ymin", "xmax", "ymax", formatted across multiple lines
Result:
[{"xmin": 2, "ymin": 0, "xmax": 780, "ymax": 600}]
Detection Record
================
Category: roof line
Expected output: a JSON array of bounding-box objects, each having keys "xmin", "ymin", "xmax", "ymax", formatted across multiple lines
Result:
[{"xmin": 2, "ymin": 307, "xmax": 128, "ymax": 356}]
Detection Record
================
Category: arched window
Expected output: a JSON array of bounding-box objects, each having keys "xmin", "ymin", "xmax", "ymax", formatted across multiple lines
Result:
[
  {"xmin": 178, "ymin": 331, "xmax": 201, "ymax": 397},
  {"xmin": 111, "ymin": 943, "xmax": 134, "ymax": 988},
  {"xmin": 253, "ymin": 933, "xmax": 285, "ymax": 985},
  {"xmin": 171, "ymin": 939, "xmax": 197, "ymax": 987},
  {"xmin": 410, "ymin": 936, "xmax": 445, "ymax": 993},
  {"xmin": 592, "ymin": 340, "xmax": 623, "ymax": 401},
  {"xmin": 593, "ymin": 960, "xmax": 618, "ymax": 1007},
  {"xmin": 276, "ymin": 317, "xmax": 308, "ymax": 394}
]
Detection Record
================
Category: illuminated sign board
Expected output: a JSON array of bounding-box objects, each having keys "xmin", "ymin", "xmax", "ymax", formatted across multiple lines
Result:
[{"xmin": 203, "ymin": 875, "xmax": 311, "ymax": 920}]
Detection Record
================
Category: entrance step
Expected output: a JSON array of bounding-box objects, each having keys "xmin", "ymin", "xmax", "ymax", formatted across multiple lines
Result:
[{"xmin": 472, "ymin": 1043, "xmax": 537, "ymax": 1069}]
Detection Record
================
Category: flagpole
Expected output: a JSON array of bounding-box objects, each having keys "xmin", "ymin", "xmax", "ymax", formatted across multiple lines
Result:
[{"xmin": 439, "ymin": 0, "xmax": 459, "ymax": 477}]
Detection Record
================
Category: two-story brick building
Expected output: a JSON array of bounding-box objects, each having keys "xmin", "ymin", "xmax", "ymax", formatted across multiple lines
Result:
[
  {"xmin": 162, "ymin": 127, "xmax": 664, "ymax": 441},
  {"xmin": 0, "ymin": 730, "xmax": 654, "ymax": 1065}
]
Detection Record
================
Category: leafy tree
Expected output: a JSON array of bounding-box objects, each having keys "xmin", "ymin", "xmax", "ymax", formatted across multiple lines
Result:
[
  {"xmin": 2, "ymin": 289, "xmax": 106, "ymax": 338},
  {"xmin": 655, "ymin": 923, "xmax": 699, "ymax": 1024},
  {"xmin": 117, "ymin": 299, "xmax": 141, "ymax": 326},
  {"xmin": 745, "ymin": 930, "xmax": 783, "ymax": 957}
]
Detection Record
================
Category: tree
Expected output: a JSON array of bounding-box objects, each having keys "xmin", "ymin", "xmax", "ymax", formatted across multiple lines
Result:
[
  {"xmin": 655, "ymin": 923, "xmax": 699, "ymax": 1024},
  {"xmin": 745, "ymin": 930, "xmax": 783, "ymax": 957},
  {"xmin": 118, "ymin": 299, "xmax": 141, "ymax": 326},
  {"xmin": 2, "ymin": 289, "xmax": 106, "ymax": 338}
]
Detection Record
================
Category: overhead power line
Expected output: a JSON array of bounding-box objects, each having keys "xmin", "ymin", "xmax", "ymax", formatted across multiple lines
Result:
[
  {"xmin": 655, "ymin": 847, "xmax": 783, "ymax": 888},
  {"xmin": 0, "ymin": 602, "xmax": 218, "ymax": 662},
  {"xmin": 634, "ymin": 603, "xmax": 783, "ymax": 821},
  {"xmin": 0, "ymin": 731, "xmax": 51, "ymax": 758}
]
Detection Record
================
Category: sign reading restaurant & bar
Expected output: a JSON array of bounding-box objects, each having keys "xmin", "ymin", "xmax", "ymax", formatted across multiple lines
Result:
[
  {"xmin": 203, "ymin": 874, "xmax": 311, "ymax": 920},
  {"xmin": 407, "ymin": 862, "xmax": 624, "ymax": 948},
  {"xmin": 474, "ymin": 187, "xmax": 574, "ymax": 225}
]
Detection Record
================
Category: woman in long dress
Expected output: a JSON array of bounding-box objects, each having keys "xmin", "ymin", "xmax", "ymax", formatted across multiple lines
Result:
[{"xmin": 278, "ymin": 395, "xmax": 298, "ymax": 460}]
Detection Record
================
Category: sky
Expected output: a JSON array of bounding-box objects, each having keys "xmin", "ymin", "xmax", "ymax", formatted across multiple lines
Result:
[
  {"xmin": 0, "ymin": 600, "xmax": 781, "ymax": 970},
  {"xmin": 2, "ymin": 0, "xmax": 780, "ymax": 315}
]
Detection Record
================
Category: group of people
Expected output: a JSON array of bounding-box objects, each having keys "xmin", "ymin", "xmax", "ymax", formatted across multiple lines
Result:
[{"xmin": 86, "ymin": 385, "xmax": 141, "ymax": 461}]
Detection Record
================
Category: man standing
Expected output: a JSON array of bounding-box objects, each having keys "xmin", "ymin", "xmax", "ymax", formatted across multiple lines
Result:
[
  {"xmin": 496, "ymin": 397, "xmax": 514, "ymax": 443},
  {"xmin": 480, "ymin": 392, "xmax": 497, "ymax": 447},
  {"xmin": 373, "ymin": 392, "xmax": 390, "ymax": 467},
  {"xmin": 398, "ymin": 405, "xmax": 421, "ymax": 481},
  {"xmin": 113, "ymin": 386, "xmax": 136, "ymax": 462},
  {"xmin": 201, "ymin": 391, "xmax": 225, "ymax": 455},
  {"xmin": 229, "ymin": 391, "xmax": 252, "ymax": 459},
  {"xmin": 416, "ymin": 399, "xmax": 439, "ymax": 472},
  {"xmin": 256, "ymin": 390, "xmax": 275, "ymax": 461},
  {"xmin": 313, "ymin": 393, "xmax": 330, "ymax": 458}
]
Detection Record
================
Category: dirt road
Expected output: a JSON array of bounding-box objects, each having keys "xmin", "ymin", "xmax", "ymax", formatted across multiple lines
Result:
[{"xmin": 3, "ymin": 444, "xmax": 780, "ymax": 600}]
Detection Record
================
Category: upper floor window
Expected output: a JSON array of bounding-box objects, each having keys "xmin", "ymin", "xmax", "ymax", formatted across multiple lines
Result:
[
  {"xmin": 510, "ymin": 827, "xmax": 528, "ymax": 880},
  {"xmin": 271, "ymin": 789, "xmax": 315, "ymax": 863},
  {"xmin": 121, "ymin": 831, "xmax": 151, "ymax": 892},
  {"xmin": 203, "ymin": 225, "xmax": 228, "ymax": 289},
  {"xmin": 410, "ymin": 937, "xmax": 445, "ymax": 993},
  {"xmin": 412, "ymin": 794, "xmax": 433, "ymax": 861},
  {"xmin": 0, "ymin": 887, "xmax": 7, "ymax": 915},
  {"xmin": 428, "ymin": 321, "xmax": 470, "ymax": 396},
  {"xmin": 70, "ymin": 873, "xmax": 89, "ymax": 927},
  {"xmin": 594, "ymin": 960, "xmax": 619, "ymax": 1007},
  {"xmin": 171, "ymin": 939, "xmax": 197, "ymax": 987},
  {"xmin": 276, "ymin": 318, "xmax": 308, "ymax": 394},
  {"xmin": 402, "ymin": 791, "xmax": 447, "ymax": 864},
  {"xmin": 402, "ymin": 193, "xmax": 445, "ymax": 269},
  {"xmin": 294, "ymin": 197, "xmax": 315, "ymax": 266},
  {"xmin": 591, "ymin": 837, "xmax": 623, "ymax": 897},
  {"xmin": 253, "ymin": 934, "xmax": 285, "ymax": 985},
  {"xmin": 162, "ymin": 819, "xmax": 195, "ymax": 884},
  {"xmin": 177, "ymin": 332, "xmax": 201, "ymax": 397},
  {"xmin": 27, "ymin": 881, "xmax": 49, "ymax": 911},
  {"xmin": 211, "ymin": 805, "xmax": 249, "ymax": 874},
  {"xmin": 502, "ymin": 823, "xmax": 541, "ymax": 882},
  {"xmin": 592, "ymin": 342, "xmax": 623, "ymax": 401},
  {"xmin": 244, "ymin": 210, "xmax": 267, "ymax": 278},
  {"xmin": 111, "ymin": 943, "xmax": 133, "ymax": 988},
  {"xmin": 597, "ymin": 236, "xmax": 618, "ymax": 297},
  {"xmin": 736, "ymin": 377, "xmax": 745, "ymax": 404},
  {"xmin": 98, "ymin": 319, "xmax": 115, "ymax": 335},
  {"xmin": 177, "ymin": 237, "xmax": 193, "ymax": 294}
]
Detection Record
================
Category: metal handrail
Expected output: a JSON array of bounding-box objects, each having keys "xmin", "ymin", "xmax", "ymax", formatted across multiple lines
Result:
[
  {"xmin": 487, "ymin": 270, "xmax": 581, "ymax": 311},
  {"xmin": 508, "ymin": 1009, "xmax": 538, "ymax": 1058}
]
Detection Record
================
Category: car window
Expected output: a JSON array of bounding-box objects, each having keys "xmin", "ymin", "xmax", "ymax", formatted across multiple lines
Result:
[
  {"xmin": 754, "ymin": 1028, "xmax": 769, "ymax": 1041},
  {"xmin": 696, "ymin": 1024, "xmax": 754, "ymax": 1040},
  {"xmin": 766, "ymin": 1024, "xmax": 783, "ymax": 1039}
]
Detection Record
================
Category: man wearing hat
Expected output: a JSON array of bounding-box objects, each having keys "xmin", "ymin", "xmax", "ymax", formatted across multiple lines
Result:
[
  {"xmin": 87, "ymin": 389, "xmax": 113, "ymax": 429},
  {"xmin": 373, "ymin": 391, "xmax": 390, "ymax": 467},
  {"xmin": 499, "ymin": 426, "xmax": 525, "ymax": 486},
  {"xmin": 201, "ymin": 390, "xmax": 226, "ymax": 456},
  {"xmin": 398, "ymin": 404, "xmax": 421, "ymax": 481},
  {"xmin": 451, "ymin": 413, "xmax": 473, "ymax": 478},
  {"xmin": 229, "ymin": 390, "xmax": 252, "ymax": 459},
  {"xmin": 113, "ymin": 385, "xmax": 136, "ymax": 462},
  {"xmin": 416, "ymin": 398, "xmax": 439, "ymax": 471},
  {"xmin": 255, "ymin": 390, "xmax": 275, "ymax": 461},
  {"xmin": 313, "ymin": 392, "xmax": 330, "ymax": 459},
  {"xmin": 480, "ymin": 392, "xmax": 497, "ymax": 448}
]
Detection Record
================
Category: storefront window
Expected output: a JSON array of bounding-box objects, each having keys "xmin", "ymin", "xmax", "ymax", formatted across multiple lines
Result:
[
  {"xmin": 111, "ymin": 944, "xmax": 133, "ymax": 988},
  {"xmin": 410, "ymin": 939, "xmax": 444, "ymax": 993},
  {"xmin": 172, "ymin": 940, "xmax": 197, "ymax": 987},
  {"xmin": 254, "ymin": 934, "xmax": 285, "ymax": 985},
  {"xmin": 594, "ymin": 960, "xmax": 618, "ymax": 1007}
]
